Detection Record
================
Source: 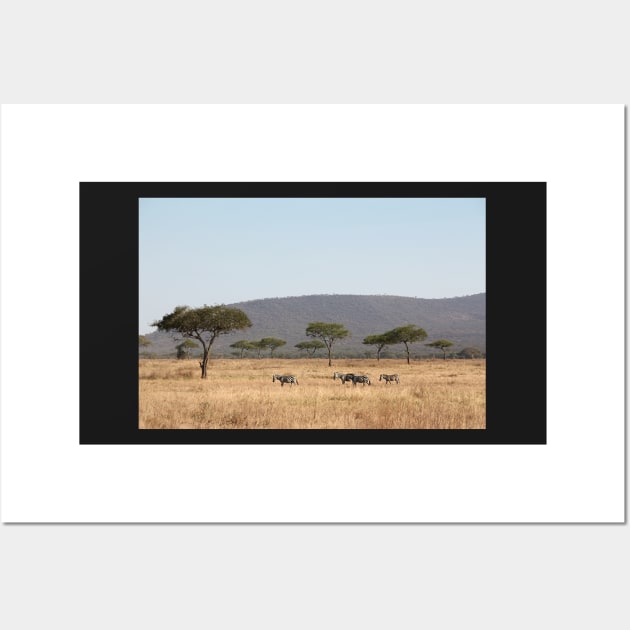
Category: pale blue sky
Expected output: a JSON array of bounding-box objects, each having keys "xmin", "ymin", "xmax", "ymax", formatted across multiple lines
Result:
[{"xmin": 139, "ymin": 197, "xmax": 485, "ymax": 334}]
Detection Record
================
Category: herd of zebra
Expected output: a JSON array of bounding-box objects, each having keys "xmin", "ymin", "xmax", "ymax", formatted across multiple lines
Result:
[{"xmin": 271, "ymin": 372, "xmax": 400, "ymax": 387}]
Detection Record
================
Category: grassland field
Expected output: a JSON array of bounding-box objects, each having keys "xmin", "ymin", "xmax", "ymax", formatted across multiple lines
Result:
[{"xmin": 139, "ymin": 358, "xmax": 486, "ymax": 430}]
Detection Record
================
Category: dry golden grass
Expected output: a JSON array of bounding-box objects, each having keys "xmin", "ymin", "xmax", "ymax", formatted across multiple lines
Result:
[{"xmin": 139, "ymin": 358, "xmax": 486, "ymax": 430}]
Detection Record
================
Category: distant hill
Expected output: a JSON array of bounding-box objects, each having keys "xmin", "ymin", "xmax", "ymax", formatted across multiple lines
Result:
[{"xmin": 142, "ymin": 293, "xmax": 486, "ymax": 359}]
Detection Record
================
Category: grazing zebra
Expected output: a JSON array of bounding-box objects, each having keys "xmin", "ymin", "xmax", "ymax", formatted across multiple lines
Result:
[
  {"xmin": 350, "ymin": 375, "xmax": 371, "ymax": 386},
  {"xmin": 272, "ymin": 374, "xmax": 298, "ymax": 387},
  {"xmin": 333, "ymin": 372, "xmax": 355, "ymax": 384},
  {"xmin": 379, "ymin": 373, "xmax": 400, "ymax": 385}
]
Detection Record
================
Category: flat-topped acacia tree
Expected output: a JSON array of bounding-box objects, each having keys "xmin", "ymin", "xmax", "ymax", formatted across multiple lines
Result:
[
  {"xmin": 259, "ymin": 337, "xmax": 287, "ymax": 357},
  {"xmin": 230, "ymin": 340, "xmax": 257, "ymax": 358},
  {"xmin": 152, "ymin": 305, "xmax": 252, "ymax": 378},
  {"xmin": 426, "ymin": 339, "xmax": 454, "ymax": 360},
  {"xmin": 305, "ymin": 322, "xmax": 349, "ymax": 367},
  {"xmin": 362, "ymin": 331, "xmax": 397, "ymax": 362},
  {"xmin": 389, "ymin": 325, "xmax": 428, "ymax": 364}
]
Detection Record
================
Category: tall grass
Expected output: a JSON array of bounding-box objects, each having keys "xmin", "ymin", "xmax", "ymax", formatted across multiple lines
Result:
[{"xmin": 139, "ymin": 358, "xmax": 486, "ymax": 430}]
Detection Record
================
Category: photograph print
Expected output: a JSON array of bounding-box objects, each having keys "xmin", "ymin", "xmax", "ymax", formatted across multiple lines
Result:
[
  {"xmin": 80, "ymin": 181, "xmax": 546, "ymax": 445},
  {"xmin": 139, "ymin": 194, "xmax": 485, "ymax": 431}
]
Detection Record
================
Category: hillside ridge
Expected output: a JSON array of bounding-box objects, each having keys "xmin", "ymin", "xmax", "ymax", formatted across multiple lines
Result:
[{"xmin": 142, "ymin": 293, "xmax": 486, "ymax": 358}]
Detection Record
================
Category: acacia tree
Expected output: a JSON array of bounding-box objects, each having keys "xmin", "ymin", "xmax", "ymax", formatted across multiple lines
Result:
[
  {"xmin": 152, "ymin": 305, "xmax": 252, "ymax": 378},
  {"xmin": 389, "ymin": 325, "xmax": 428, "ymax": 364},
  {"xmin": 426, "ymin": 339, "xmax": 454, "ymax": 360},
  {"xmin": 362, "ymin": 332, "xmax": 396, "ymax": 362},
  {"xmin": 259, "ymin": 337, "xmax": 287, "ymax": 357},
  {"xmin": 176, "ymin": 339, "xmax": 198, "ymax": 359},
  {"xmin": 295, "ymin": 340, "xmax": 326, "ymax": 357},
  {"xmin": 230, "ymin": 340, "xmax": 256, "ymax": 358},
  {"xmin": 305, "ymin": 322, "xmax": 350, "ymax": 367},
  {"xmin": 458, "ymin": 346, "xmax": 483, "ymax": 359},
  {"xmin": 249, "ymin": 340, "xmax": 266, "ymax": 358}
]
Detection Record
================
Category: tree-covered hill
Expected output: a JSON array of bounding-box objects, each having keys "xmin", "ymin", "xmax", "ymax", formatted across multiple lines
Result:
[{"xmin": 141, "ymin": 293, "xmax": 486, "ymax": 359}]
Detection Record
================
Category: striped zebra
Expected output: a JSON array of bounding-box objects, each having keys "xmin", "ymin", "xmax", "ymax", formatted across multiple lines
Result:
[
  {"xmin": 350, "ymin": 375, "xmax": 371, "ymax": 386},
  {"xmin": 272, "ymin": 374, "xmax": 298, "ymax": 387},
  {"xmin": 379, "ymin": 373, "xmax": 400, "ymax": 385},
  {"xmin": 333, "ymin": 371, "xmax": 355, "ymax": 384}
]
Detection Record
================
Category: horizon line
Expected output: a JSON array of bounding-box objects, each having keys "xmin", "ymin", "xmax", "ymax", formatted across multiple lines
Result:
[{"xmin": 224, "ymin": 291, "xmax": 486, "ymax": 305}]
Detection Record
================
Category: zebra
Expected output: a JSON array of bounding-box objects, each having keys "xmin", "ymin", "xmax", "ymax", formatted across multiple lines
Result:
[
  {"xmin": 333, "ymin": 371, "xmax": 355, "ymax": 384},
  {"xmin": 350, "ymin": 374, "xmax": 371, "ymax": 386},
  {"xmin": 272, "ymin": 374, "xmax": 298, "ymax": 387},
  {"xmin": 379, "ymin": 373, "xmax": 400, "ymax": 385}
]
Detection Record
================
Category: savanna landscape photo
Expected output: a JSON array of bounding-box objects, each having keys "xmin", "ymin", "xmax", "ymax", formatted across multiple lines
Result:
[{"xmin": 138, "ymin": 195, "xmax": 487, "ymax": 432}]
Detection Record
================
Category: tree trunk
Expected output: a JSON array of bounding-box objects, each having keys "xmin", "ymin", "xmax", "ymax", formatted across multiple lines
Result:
[
  {"xmin": 404, "ymin": 343, "xmax": 410, "ymax": 364},
  {"xmin": 199, "ymin": 340, "xmax": 212, "ymax": 378},
  {"xmin": 200, "ymin": 354, "xmax": 209, "ymax": 378}
]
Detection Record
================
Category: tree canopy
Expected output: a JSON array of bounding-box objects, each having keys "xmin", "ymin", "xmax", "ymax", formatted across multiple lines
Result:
[{"xmin": 152, "ymin": 304, "xmax": 252, "ymax": 378}]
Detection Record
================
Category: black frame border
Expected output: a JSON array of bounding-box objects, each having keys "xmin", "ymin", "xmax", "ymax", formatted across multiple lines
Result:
[{"xmin": 80, "ymin": 182, "xmax": 546, "ymax": 445}]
